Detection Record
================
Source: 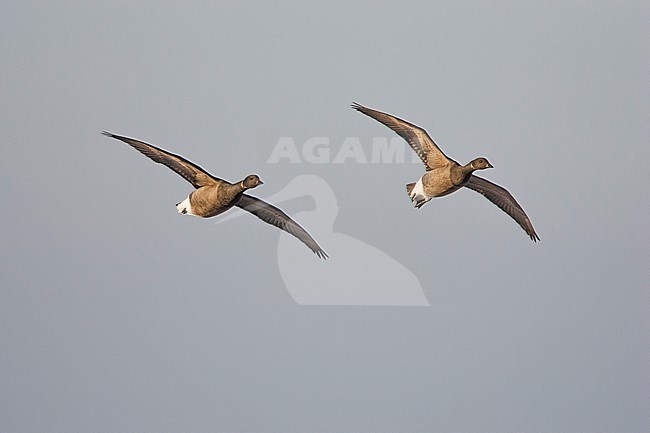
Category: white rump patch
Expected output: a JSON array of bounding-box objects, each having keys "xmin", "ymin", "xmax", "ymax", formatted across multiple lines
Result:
[
  {"xmin": 176, "ymin": 195, "xmax": 195, "ymax": 216},
  {"xmin": 410, "ymin": 178, "xmax": 426, "ymax": 201},
  {"xmin": 409, "ymin": 177, "xmax": 432, "ymax": 207}
]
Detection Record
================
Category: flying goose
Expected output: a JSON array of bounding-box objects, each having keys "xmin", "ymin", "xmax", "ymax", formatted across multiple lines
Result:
[
  {"xmin": 102, "ymin": 131, "xmax": 328, "ymax": 258},
  {"xmin": 351, "ymin": 103, "xmax": 540, "ymax": 242}
]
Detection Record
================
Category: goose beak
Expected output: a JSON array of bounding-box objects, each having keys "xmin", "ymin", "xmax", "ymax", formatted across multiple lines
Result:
[
  {"xmin": 487, "ymin": 163, "xmax": 494, "ymax": 168},
  {"xmin": 259, "ymin": 180, "xmax": 264, "ymax": 185}
]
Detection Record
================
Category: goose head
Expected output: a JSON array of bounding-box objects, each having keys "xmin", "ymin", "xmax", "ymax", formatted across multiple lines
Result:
[
  {"xmin": 469, "ymin": 157, "xmax": 493, "ymax": 170},
  {"xmin": 241, "ymin": 174, "xmax": 264, "ymax": 189}
]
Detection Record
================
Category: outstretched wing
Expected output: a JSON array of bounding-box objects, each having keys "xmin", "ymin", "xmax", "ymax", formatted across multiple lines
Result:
[
  {"xmin": 351, "ymin": 102, "xmax": 454, "ymax": 170},
  {"xmin": 102, "ymin": 131, "xmax": 222, "ymax": 188},
  {"xmin": 464, "ymin": 175, "xmax": 540, "ymax": 242},
  {"xmin": 235, "ymin": 194, "xmax": 328, "ymax": 259}
]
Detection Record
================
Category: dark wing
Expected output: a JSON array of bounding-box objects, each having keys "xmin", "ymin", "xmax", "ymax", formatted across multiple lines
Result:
[
  {"xmin": 102, "ymin": 131, "xmax": 222, "ymax": 188},
  {"xmin": 464, "ymin": 175, "xmax": 540, "ymax": 242},
  {"xmin": 235, "ymin": 194, "xmax": 328, "ymax": 259},
  {"xmin": 351, "ymin": 102, "xmax": 454, "ymax": 170}
]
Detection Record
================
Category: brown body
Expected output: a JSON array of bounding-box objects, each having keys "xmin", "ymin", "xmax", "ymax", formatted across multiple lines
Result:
[
  {"xmin": 187, "ymin": 185, "xmax": 237, "ymax": 218},
  {"xmin": 422, "ymin": 164, "xmax": 476, "ymax": 197},
  {"xmin": 406, "ymin": 157, "xmax": 493, "ymax": 208},
  {"xmin": 178, "ymin": 178, "xmax": 256, "ymax": 218}
]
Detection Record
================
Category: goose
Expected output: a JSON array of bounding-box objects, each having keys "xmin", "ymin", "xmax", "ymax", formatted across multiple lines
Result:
[
  {"xmin": 351, "ymin": 103, "xmax": 539, "ymax": 242},
  {"xmin": 102, "ymin": 131, "xmax": 328, "ymax": 258}
]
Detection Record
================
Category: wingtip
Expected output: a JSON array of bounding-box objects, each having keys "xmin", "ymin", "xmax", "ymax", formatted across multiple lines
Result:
[
  {"xmin": 350, "ymin": 101, "xmax": 363, "ymax": 111},
  {"xmin": 316, "ymin": 250, "xmax": 329, "ymax": 260},
  {"xmin": 526, "ymin": 220, "xmax": 540, "ymax": 243},
  {"xmin": 101, "ymin": 130, "xmax": 113, "ymax": 137},
  {"xmin": 527, "ymin": 228, "xmax": 541, "ymax": 242}
]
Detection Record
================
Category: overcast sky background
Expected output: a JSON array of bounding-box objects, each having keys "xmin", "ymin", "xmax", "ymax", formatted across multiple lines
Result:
[{"xmin": 1, "ymin": 1, "xmax": 648, "ymax": 432}]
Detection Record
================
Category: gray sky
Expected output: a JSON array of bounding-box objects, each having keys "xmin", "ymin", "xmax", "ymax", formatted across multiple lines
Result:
[{"xmin": 1, "ymin": 1, "xmax": 648, "ymax": 432}]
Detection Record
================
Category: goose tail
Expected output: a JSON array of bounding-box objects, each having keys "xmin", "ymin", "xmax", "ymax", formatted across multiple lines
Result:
[
  {"xmin": 406, "ymin": 182, "xmax": 416, "ymax": 197},
  {"xmin": 176, "ymin": 195, "xmax": 194, "ymax": 216},
  {"xmin": 407, "ymin": 180, "xmax": 429, "ymax": 208}
]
